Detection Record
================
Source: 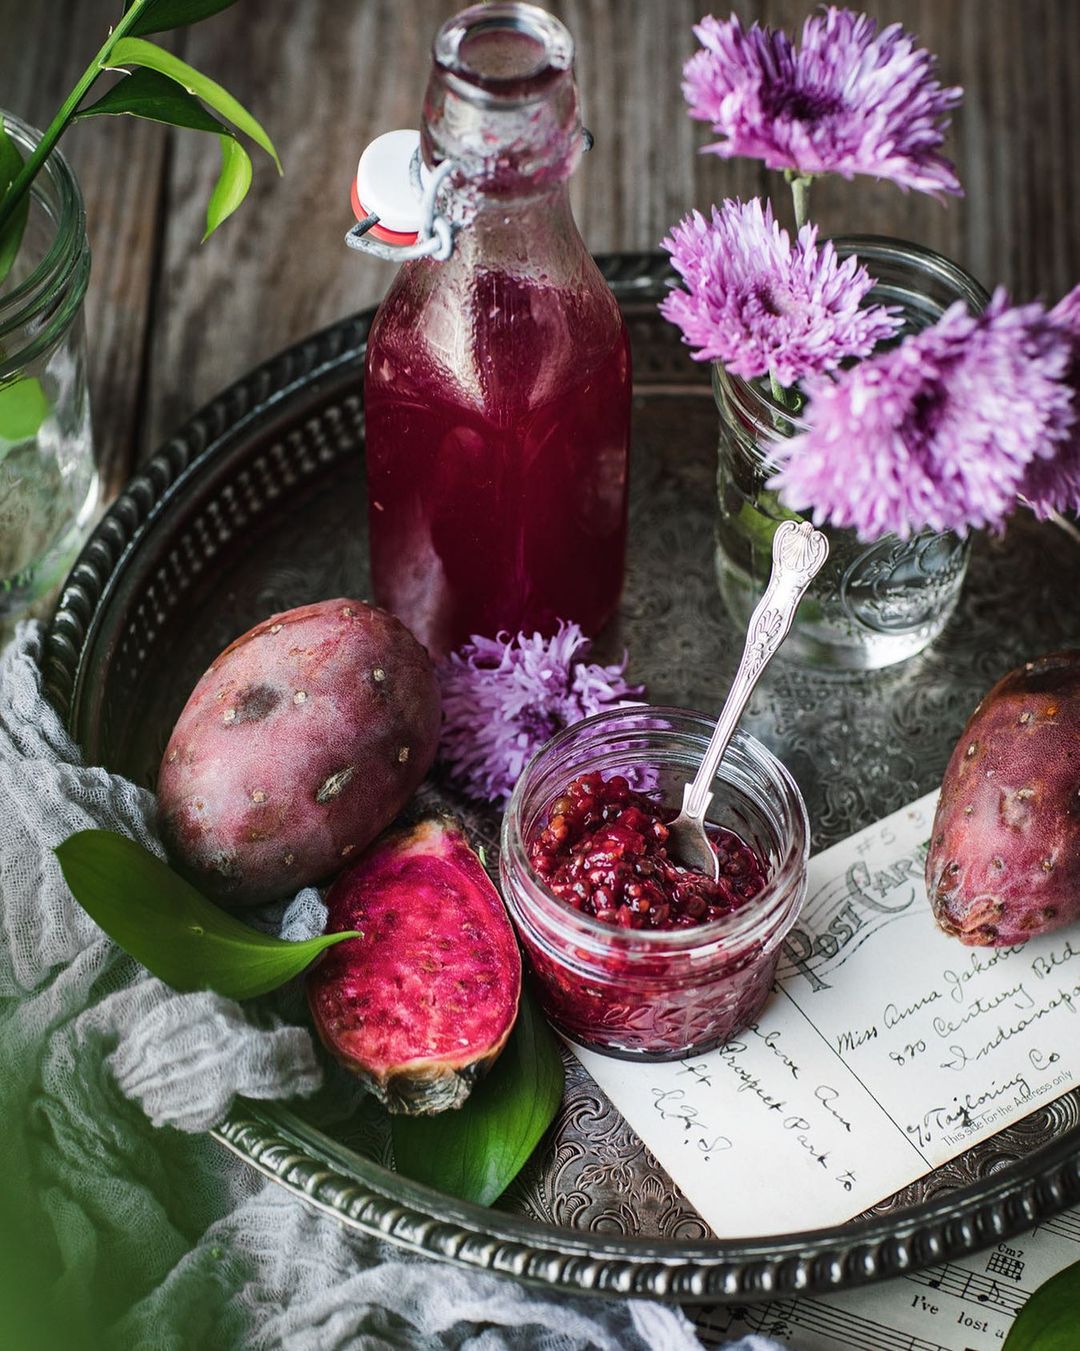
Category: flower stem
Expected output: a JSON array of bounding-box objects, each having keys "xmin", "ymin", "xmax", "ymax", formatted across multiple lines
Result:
[
  {"xmin": 787, "ymin": 172, "xmax": 814, "ymax": 231},
  {"xmin": 769, "ymin": 369, "xmax": 794, "ymax": 409},
  {"xmin": 0, "ymin": 1, "xmax": 151, "ymax": 235}
]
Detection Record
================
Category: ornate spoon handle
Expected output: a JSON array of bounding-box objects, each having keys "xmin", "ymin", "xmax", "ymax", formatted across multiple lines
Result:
[{"xmin": 681, "ymin": 520, "xmax": 829, "ymax": 822}]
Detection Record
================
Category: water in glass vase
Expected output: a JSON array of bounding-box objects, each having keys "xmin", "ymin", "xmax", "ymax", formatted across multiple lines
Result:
[
  {"xmin": 0, "ymin": 368, "xmax": 96, "ymax": 625},
  {"xmin": 0, "ymin": 110, "xmax": 96, "ymax": 635}
]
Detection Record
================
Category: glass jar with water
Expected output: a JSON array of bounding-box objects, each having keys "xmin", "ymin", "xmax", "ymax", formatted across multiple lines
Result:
[
  {"xmin": 0, "ymin": 111, "xmax": 95, "ymax": 633},
  {"xmin": 714, "ymin": 238, "xmax": 989, "ymax": 670}
]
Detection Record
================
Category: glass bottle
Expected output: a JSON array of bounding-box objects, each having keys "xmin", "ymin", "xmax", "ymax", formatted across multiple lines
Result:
[{"xmin": 364, "ymin": 3, "xmax": 631, "ymax": 658}]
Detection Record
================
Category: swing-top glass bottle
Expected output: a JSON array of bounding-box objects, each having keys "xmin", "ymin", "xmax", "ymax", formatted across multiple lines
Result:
[{"xmin": 363, "ymin": 3, "xmax": 631, "ymax": 657}]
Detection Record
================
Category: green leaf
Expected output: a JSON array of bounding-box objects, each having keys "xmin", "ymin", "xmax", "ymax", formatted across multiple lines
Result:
[
  {"xmin": 76, "ymin": 68, "xmax": 230, "ymax": 136},
  {"xmin": 127, "ymin": 0, "xmax": 242, "ymax": 35},
  {"xmin": 0, "ymin": 378, "xmax": 49, "ymax": 443},
  {"xmin": 0, "ymin": 119, "xmax": 29, "ymax": 286},
  {"xmin": 1003, "ymin": 1260, "xmax": 1080, "ymax": 1349},
  {"xmin": 108, "ymin": 37, "xmax": 282, "ymax": 172},
  {"xmin": 204, "ymin": 133, "xmax": 252, "ymax": 240},
  {"xmin": 391, "ymin": 985, "xmax": 565, "ymax": 1206},
  {"xmin": 54, "ymin": 830, "xmax": 361, "ymax": 1000}
]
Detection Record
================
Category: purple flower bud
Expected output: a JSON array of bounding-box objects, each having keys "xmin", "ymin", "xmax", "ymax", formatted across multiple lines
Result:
[
  {"xmin": 661, "ymin": 197, "xmax": 900, "ymax": 385},
  {"xmin": 684, "ymin": 9, "xmax": 963, "ymax": 197},
  {"xmin": 438, "ymin": 623, "xmax": 645, "ymax": 805},
  {"xmin": 769, "ymin": 290, "xmax": 1078, "ymax": 540}
]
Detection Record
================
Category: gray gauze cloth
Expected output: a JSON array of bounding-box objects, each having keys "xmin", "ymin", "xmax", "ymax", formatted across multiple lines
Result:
[{"xmin": 0, "ymin": 621, "xmax": 784, "ymax": 1350}]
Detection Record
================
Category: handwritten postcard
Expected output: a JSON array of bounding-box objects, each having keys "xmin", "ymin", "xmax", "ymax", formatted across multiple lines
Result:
[{"xmin": 574, "ymin": 791, "xmax": 1080, "ymax": 1238}]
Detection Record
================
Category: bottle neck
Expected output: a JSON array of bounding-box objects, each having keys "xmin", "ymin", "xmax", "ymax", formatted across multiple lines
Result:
[{"xmin": 421, "ymin": 3, "xmax": 582, "ymax": 213}]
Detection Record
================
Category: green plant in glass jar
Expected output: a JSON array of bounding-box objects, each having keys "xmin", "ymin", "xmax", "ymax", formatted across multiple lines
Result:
[
  {"xmin": 0, "ymin": 0, "xmax": 279, "ymax": 629},
  {"xmin": 661, "ymin": 9, "xmax": 1080, "ymax": 671}
]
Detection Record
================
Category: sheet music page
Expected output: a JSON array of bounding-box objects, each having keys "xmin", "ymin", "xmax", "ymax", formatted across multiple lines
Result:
[
  {"xmin": 692, "ymin": 1206, "xmax": 1080, "ymax": 1350},
  {"xmin": 573, "ymin": 791, "xmax": 1080, "ymax": 1238}
]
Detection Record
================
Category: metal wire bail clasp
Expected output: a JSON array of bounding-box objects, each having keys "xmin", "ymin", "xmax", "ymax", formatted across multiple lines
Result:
[{"xmin": 345, "ymin": 130, "xmax": 457, "ymax": 263}]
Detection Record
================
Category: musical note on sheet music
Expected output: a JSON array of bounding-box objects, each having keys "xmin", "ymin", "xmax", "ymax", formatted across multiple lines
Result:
[
  {"xmin": 691, "ymin": 1197, "xmax": 1080, "ymax": 1351},
  {"xmin": 908, "ymin": 1264, "xmax": 1025, "ymax": 1315}
]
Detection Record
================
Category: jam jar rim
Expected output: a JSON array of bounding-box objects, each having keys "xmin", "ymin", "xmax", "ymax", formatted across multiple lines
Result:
[{"xmin": 500, "ymin": 704, "xmax": 810, "ymax": 956}]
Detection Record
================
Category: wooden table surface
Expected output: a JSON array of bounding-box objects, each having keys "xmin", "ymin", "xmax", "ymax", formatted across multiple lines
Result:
[{"xmin": 2, "ymin": 0, "xmax": 1079, "ymax": 500}]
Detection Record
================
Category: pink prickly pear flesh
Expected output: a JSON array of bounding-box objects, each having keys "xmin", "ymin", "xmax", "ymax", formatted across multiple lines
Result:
[
  {"xmin": 927, "ymin": 651, "xmax": 1080, "ymax": 947},
  {"xmin": 308, "ymin": 818, "xmax": 523, "ymax": 1114},
  {"xmin": 157, "ymin": 599, "xmax": 442, "ymax": 904}
]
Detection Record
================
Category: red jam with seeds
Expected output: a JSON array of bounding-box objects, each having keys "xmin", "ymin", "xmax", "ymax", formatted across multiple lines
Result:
[
  {"xmin": 507, "ymin": 769, "xmax": 792, "ymax": 1060},
  {"xmin": 528, "ymin": 772, "xmax": 767, "ymax": 930},
  {"xmin": 500, "ymin": 713, "xmax": 809, "ymax": 1062}
]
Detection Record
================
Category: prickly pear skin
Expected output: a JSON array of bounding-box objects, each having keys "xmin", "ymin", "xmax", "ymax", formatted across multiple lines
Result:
[
  {"xmin": 307, "ymin": 818, "xmax": 522, "ymax": 1114},
  {"xmin": 157, "ymin": 599, "xmax": 442, "ymax": 905},
  {"xmin": 927, "ymin": 651, "xmax": 1080, "ymax": 947}
]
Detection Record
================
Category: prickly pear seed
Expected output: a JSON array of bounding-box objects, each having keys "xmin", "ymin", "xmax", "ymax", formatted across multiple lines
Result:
[
  {"xmin": 270, "ymin": 624, "xmax": 283, "ymax": 634},
  {"xmin": 252, "ymin": 789, "xmax": 267, "ymax": 803},
  {"xmin": 398, "ymin": 746, "xmax": 410, "ymax": 762},
  {"xmin": 223, "ymin": 708, "xmax": 236, "ymax": 724},
  {"xmin": 283, "ymin": 852, "xmax": 295, "ymax": 866},
  {"xmin": 294, "ymin": 690, "xmax": 307, "ymax": 704},
  {"xmin": 372, "ymin": 668, "xmax": 386, "ymax": 682}
]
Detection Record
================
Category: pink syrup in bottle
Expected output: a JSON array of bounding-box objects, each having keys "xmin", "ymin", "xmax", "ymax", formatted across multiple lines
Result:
[{"xmin": 363, "ymin": 4, "xmax": 631, "ymax": 658}]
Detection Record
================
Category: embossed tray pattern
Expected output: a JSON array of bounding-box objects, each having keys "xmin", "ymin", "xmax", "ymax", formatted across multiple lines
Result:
[{"xmin": 45, "ymin": 256, "xmax": 1080, "ymax": 1305}]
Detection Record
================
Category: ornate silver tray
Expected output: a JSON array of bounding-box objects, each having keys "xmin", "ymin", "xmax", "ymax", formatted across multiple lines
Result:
[{"xmin": 45, "ymin": 255, "xmax": 1080, "ymax": 1308}]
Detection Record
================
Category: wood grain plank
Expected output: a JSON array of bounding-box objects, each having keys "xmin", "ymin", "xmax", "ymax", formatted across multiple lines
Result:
[
  {"xmin": 0, "ymin": 0, "xmax": 169, "ymax": 494},
  {"xmin": 84, "ymin": 0, "xmax": 1080, "ymax": 452}
]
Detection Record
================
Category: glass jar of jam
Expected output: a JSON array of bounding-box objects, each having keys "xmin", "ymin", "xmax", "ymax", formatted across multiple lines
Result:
[
  {"xmin": 500, "ymin": 707, "xmax": 809, "ymax": 1061},
  {"xmin": 364, "ymin": 2, "xmax": 631, "ymax": 658}
]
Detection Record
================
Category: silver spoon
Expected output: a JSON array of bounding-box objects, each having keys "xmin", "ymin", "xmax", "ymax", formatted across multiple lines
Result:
[{"xmin": 667, "ymin": 519, "xmax": 829, "ymax": 878}]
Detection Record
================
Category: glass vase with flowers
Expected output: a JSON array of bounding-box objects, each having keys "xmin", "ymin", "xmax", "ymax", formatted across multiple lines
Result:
[
  {"xmin": 0, "ymin": 0, "xmax": 279, "ymax": 632},
  {"xmin": 661, "ymin": 9, "xmax": 1080, "ymax": 669}
]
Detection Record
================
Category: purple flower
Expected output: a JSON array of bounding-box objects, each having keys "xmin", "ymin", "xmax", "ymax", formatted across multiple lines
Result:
[
  {"xmin": 660, "ymin": 198, "xmax": 900, "ymax": 385},
  {"xmin": 684, "ymin": 9, "xmax": 963, "ymax": 196},
  {"xmin": 1020, "ymin": 284, "xmax": 1080, "ymax": 517},
  {"xmin": 438, "ymin": 623, "xmax": 645, "ymax": 805},
  {"xmin": 769, "ymin": 290, "xmax": 1077, "ymax": 540}
]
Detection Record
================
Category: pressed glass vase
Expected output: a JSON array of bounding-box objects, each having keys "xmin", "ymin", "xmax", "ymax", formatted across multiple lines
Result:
[
  {"xmin": 714, "ymin": 237, "xmax": 988, "ymax": 671},
  {"xmin": 0, "ymin": 111, "xmax": 95, "ymax": 634}
]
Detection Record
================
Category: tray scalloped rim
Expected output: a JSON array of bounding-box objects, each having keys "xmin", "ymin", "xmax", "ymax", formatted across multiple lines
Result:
[{"xmin": 43, "ymin": 253, "xmax": 1080, "ymax": 1305}]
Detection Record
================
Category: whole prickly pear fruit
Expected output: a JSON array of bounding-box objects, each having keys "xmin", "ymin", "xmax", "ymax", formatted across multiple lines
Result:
[
  {"xmin": 927, "ymin": 651, "xmax": 1080, "ymax": 946},
  {"xmin": 158, "ymin": 599, "xmax": 441, "ymax": 904},
  {"xmin": 308, "ymin": 818, "xmax": 522, "ymax": 1113}
]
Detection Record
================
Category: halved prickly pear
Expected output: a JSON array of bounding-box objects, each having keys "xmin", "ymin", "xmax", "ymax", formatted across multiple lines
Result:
[
  {"xmin": 927, "ymin": 651, "xmax": 1080, "ymax": 946},
  {"xmin": 307, "ymin": 818, "xmax": 522, "ymax": 1113}
]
